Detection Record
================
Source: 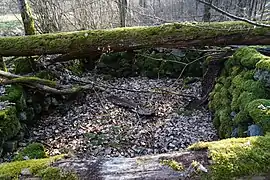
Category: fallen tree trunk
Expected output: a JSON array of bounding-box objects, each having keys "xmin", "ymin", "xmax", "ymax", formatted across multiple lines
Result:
[
  {"xmin": 53, "ymin": 151, "xmax": 209, "ymax": 180},
  {"xmin": 0, "ymin": 21, "xmax": 270, "ymax": 57},
  {"xmin": 51, "ymin": 134, "xmax": 270, "ymax": 180},
  {"xmin": 1, "ymin": 133, "xmax": 270, "ymax": 179}
]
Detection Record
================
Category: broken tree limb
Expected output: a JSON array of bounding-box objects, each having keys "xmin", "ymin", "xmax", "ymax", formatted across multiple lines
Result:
[
  {"xmin": 0, "ymin": 21, "xmax": 270, "ymax": 57},
  {"xmin": 0, "ymin": 70, "xmax": 196, "ymax": 98}
]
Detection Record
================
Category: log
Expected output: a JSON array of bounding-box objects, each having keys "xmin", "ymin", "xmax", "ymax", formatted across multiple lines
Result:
[
  {"xmin": 51, "ymin": 135, "xmax": 270, "ymax": 180},
  {"xmin": 0, "ymin": 21, "xmax": 270, "ymax": 57},
  {"xmin": 53, "ymin": 151, "xmax": 208, "ymax": 180}
]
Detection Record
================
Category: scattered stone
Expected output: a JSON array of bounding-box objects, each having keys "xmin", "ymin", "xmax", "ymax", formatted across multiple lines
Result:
[
  {"xmin": 247, "ymin": 124, "xmax": 263, "ymax": 136},
  {"xmin": 27, "ymin": 75, "xmax": 218, "ymax": 158},
  {"xmin": 230, "ymin": 111, "xmax": 237, "ymax": 118},
  {"xmin": 19, "ymin": 112, "xmax": 27, "ymax": 121},
  {"xmin": 23, "ymin": 156, "xmax": 30, "ymax": 160},
  {"xmin": 254, "ymin": 69, "xmax": 270, "ymax": 87},
  {"xmin": 231, "ymin": 128, "xmax": 238, "ymax": 138},
  {"xmin": 21, "ymin": 168, "xmax": 32, "ymax": 176}
]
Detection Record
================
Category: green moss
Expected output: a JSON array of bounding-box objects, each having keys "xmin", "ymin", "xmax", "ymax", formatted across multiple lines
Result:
[
  {"xmin": 67, "ymin": 60, "xmax": 84, "ymax": 76},
  {"xmin": 160, "ymin": 159, "xmax": 184, "ymax": 171},
  {"xmin": 233, "ymin": 111, "xmax": 251, "ymax": 125},
  {"xmin": 217, "ymin": 108, "xmax": 233, "ymax": 138},
  {"xmin": 0, "ymin": 85, "xmax": 26, "ymax": 111},
  {"xmin": 36, "ymin": 70, "xmax": 57, "ymax": 80},
  {"xmin": 230, "ymin": 88, "xmax": 241, "ymax": 112},
  {"xmin": 246, "ymin": 99, "xmax": 270, "ymax": 133},
  {"xmin": 10, "ymin": 76, "xmax": 56, "ymax": 87},
  {"xmin": 21, "ymin": 1, "xmax": 36, "ymax": 35},
  {"xmin": 209, "ymin": 86, "xmax": 230, "ymax": 111},
  {"xmin": 237, "ymin": 91, "xmax": 258, "ymax": 111},
  {"xmin": 0, "ymin": 107, "xmax": 21, "ymax": 141},
  {"xmin": 38, "ymin": 167, "xmax": 78, "ymax": 180},
  {"xmin": 233, "ymin": 47, "xmax": 262, "ymax": 68},
  {"xmin": 0, "ymin": 155, "xmax": 68, "ymax": 179},
  {"xmin": 0, "ymin": 85, "xmax": 23, "ymax": 102},
  {"xmin": 2, "ymin": 21, "xmax": 266, "ymax": 60},
  {"xmin": 256, "ymin": 59, "xmax": 270, "ymax": 71},
  {"xmin": 14, "ymin": 57, "xmax": 37, "ymax": 74},
  {"xmin": 188, "ymin": 134, "xmax": 270, "ymax": 180},
  {"xmin": 13, "ymin": 143, "xmax": 48, "ymax": 161}
]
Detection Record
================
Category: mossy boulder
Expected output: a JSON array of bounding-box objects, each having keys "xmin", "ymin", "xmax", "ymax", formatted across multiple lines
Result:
[
  {"xmin": 0, "ymin": 85, "xmax": 27, "ymax": 111},
  {"xmin": 189, "ymin": 133, "xmax": 270, "ymax": 180},
  {"xmin": 209, "ymin": 47, "xmax": 270, "ymax": 138},
  {"xmin": 0, "ymin": 107, "xmax": 21, "ymax": 142},
  {"xmin": 0, "ymin": 155, "xmax": 77, "ymax": 179},
  {"xmin": 13, "ymin": 143, "xmax": 48, "ymax": 161},
  {"xmin": 246, "ymin": 99, "xmax": 270, "ymax": 133},
  {"xmin": 233, "ymin": 47, "xmax": 263, "ymax": 68}
]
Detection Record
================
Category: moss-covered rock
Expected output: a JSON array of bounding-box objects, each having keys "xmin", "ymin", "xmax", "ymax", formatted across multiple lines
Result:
[
  {"xmin": 13, "ymin": 143, "xmax": 48, "ymax": 161},
  {"xmin": 188, "ymin": 133, "xmax": 270, "ymax": 180},
  {"xmin": 0, "ymin": 85, "xmax": 26, "ymax": 111},
  {"xmin": 0, "ymin": 155, "xmax": 77, "ymax": 179},
  {"xmin": 0, "ymin": 107, "xmax": 21, "ymax": 142},
  {"xmin": 233, "ymin": 47, "xmax": 262, "ymax": 68},
  {"xmin": 209, "ymin": 47, "xmax": 270, "ymax": 138},
  {"xmin": 246, "ymin": 99, "xmax": 270, "ymax": 133},
  {"xmin": 38, "ymin": 167, "xmax": 78, "ymax": 180},
  {"xmin": 14, "ymin": 56, "xmax": 37, "ymax": 74}
]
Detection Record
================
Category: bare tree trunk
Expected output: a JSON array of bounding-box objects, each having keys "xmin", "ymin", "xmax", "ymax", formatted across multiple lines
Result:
[
  {"xmin": 118, "ymin": 0, "xmax": 127, "ymax": 27},
  {"xmin": 17, "ymin": 0, "xmax": 36, "ymax": 35},
  {"xmin": 237, "ymin": 0, "xmax": 245, "ymax": 17},
  {"xmin": 260, "ymin": 0, "xmax": 267, "ymax": 20},
  {"xmin": 248, "ymin": 0, "xmax": 256, "ymax": 18},
  {"xmin": 203, "ymin": 0, "xmax": 212, "ymax": 22}
]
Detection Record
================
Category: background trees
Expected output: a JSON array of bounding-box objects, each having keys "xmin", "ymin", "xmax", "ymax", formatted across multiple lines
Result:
[{"xmin": 0, "ymin": 0, "xmax": 269, "ymax": 33}]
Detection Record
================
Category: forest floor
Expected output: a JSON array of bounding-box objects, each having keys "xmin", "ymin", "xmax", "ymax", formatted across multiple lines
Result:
[{"xmin": 25, "ymin": 73, "xmax": 218, "ymax": 158}]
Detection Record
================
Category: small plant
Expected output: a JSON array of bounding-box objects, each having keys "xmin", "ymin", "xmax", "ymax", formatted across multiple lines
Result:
[
  {"xmin": 13, "ymin": 143, "xmax": 47, "ymax": 161},
  {"xmin": 160, "ymin": 159, "xmax": 184, "ymax": 171}
]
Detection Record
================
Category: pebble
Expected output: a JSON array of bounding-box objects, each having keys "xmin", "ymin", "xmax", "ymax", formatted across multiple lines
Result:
[{"xmin": 21, "ymin": 168, "xmax": 32, "ymax": 176}]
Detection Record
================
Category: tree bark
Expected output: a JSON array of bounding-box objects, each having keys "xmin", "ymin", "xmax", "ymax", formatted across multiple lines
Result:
[
  {"xmin": 53, "ymin": 151, "xmax": 209, "ymax": 180},
  {"xmin": 203, "ymin": 0, "xmax": 212, "ymax": 22},
  {"xmin": 17, "ymin": 0, "xmax": 36, "ymax": 35},
  {"xmin": 118, "ymin": 0, "xmax": 128, "ymax": 27},
  {"xmin": 0, "ymin": 56, "xmax": 7, "ymax": 72},
  {"xmin": 0, "ymin": 21, "xmax": 270, "ymax": 57}
]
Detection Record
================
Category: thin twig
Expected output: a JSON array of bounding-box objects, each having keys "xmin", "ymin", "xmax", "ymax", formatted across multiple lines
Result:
[
  {"xmin": 170, "ymin": 55, "xmax": 208, "ymax": 87},
  {"xmin": 136, "ymin": 54, "xmax": 188, "ymax": 66}
]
